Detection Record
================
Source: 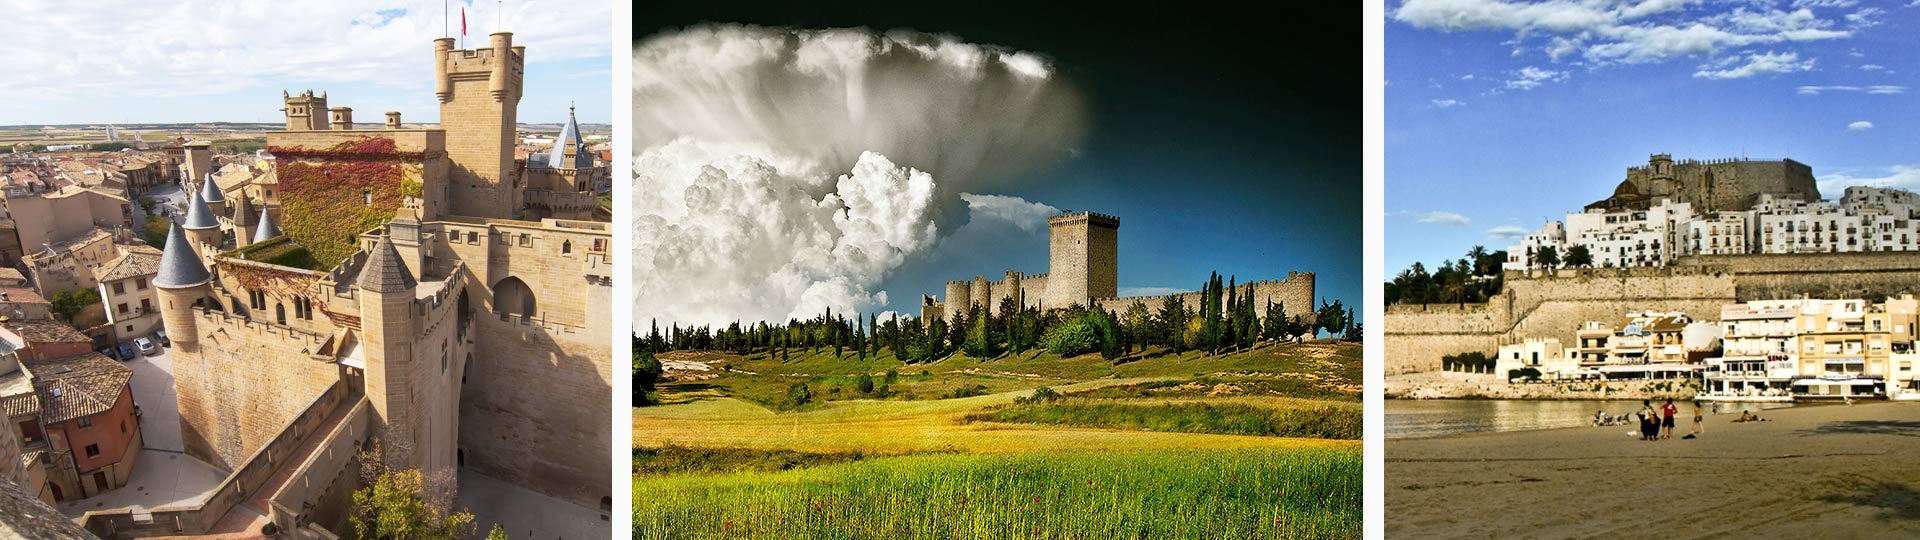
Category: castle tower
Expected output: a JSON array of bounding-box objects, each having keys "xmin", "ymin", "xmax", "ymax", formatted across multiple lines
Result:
[
  {"xmin": 199, "ymin": 173, "xmax": 227, "ymax": 218},
  {"xmin": 386, "ymin": 111, "xmax": 403, "ymax": 129},
  {"xmin": 330, "ymin": 107, "xmax": 354, "ymax": 130},
  {"xmin": 1045, "ymin": 212, "xmax": 1120, "ymax": 309},
  {"xmin": 356, "ymin": 234, "xmax": 430, "ymax": 472},
  {"xmin": 994, "ymin": 271, "xmax": 1023, "ymax": 315},
  {"xmin": 1648, "ymin": 153, "xmax": 1676, "ymax": 198},
  {"xmin": 183, "ymin": 141, "xmax": 213, "ymax": 185},
  {"xmin": 154, "ymin": 224, "xmax": 212, "ymax": 354},
  {"xmin": 435, "ymin": 33, "xmax": 524, "ymax": 219},
  {"xmin": 182, "ymin": 191, "xmax": 223, "ymax": 256},
  {"xmin": 282, "ymin": 90, "xmax": 331, "ymax": 131},
  {"xmin": 252, "ymin": 204, "xmax": 281, "ymax": 244},
  {"xmin": 232, "ymin": 195, "xmax": 257, "ymax": 248},
  {"xmin": 943, "ymin": 280, "xmax": 971, "ymax": 322},
  {"xmin": 548, "ymin": 105, "xmax": 589, "ymax": 170},
  {"xmin": 969, "ymin": 276, "xmax": 991, "ymax": 313}
]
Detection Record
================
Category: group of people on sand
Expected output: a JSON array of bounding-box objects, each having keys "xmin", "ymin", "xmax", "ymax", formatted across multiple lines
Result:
[{"xmin": 1594, "ymin": 399, "xmax": 1705, "ymax": 440}]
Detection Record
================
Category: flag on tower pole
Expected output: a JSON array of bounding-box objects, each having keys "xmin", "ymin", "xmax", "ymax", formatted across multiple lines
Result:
[{"xmin": 460, "ymin": 6, "xmax": 467, "ymax": 48}]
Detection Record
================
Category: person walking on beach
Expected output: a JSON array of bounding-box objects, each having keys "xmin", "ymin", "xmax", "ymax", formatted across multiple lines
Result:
[
  {"xmin": 1692, "ymin": 402, "xmax": 1704, "ymax": 435},
  {"xmin": 1639, "ymin": 400, "xmax": 1658, "ymax": 441},
  {"xmin": 1662, "ymin": 398, "xmax": 1678, "ymax": 439}
]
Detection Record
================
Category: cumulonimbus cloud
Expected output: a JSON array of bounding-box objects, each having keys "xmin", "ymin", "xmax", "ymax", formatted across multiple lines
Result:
[{"xmin": 631, "ymin": 24, "xmax": 1084, "ymax": 328}]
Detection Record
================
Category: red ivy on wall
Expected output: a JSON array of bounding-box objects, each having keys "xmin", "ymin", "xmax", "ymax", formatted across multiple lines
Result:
[{"xmin": 269, "ymin": 137, "xmax": 420, "ymax": 269}]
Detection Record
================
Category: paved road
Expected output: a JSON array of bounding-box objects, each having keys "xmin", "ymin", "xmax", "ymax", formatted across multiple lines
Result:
[{"xmin": 460, "ymin": 470, "xmax": 611, "ymax": 540}]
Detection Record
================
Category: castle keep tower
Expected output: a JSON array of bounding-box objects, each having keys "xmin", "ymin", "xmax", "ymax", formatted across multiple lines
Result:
[
  {"xmin": 1046, "ymin": 211, "xmax": 1119, "ymax": 309},
  {"xmin": 282, "ymin": 90, "xmax": 331, "ymax": 131},
  {"xmin": 435, "ymin": 33, "xmax": 525, "ymax": 219}
]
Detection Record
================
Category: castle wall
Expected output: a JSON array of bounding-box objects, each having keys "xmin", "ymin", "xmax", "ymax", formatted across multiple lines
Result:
[
  {"xmin": 458, "ymin": 299, "xmax": 610, "ymax": 507},
  {"xmin": 174, "ymin": 308, "xmax": 342, "ymax": 470},
  {"xmin": 433, "ymin": 217, "xmax": 611, "ymax": 507},
  {"xmin": 1383, "ymin": 267, "xmax": 1737, "ymax": 375},
  {"xmin": 1680, "ymin": 252, "xmax": 1920, "ymax": 300}
]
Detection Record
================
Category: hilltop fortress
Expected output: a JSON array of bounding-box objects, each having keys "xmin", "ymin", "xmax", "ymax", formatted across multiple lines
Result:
[
  {"xmin": 1587, "ymin": 153, "xmax": 1819, "ymax": 212},
  {"xmin": 79, "ymin": 33, "xmax": 612, "ymax": 539},
  {"xmin": 920, "ymin": 211, "xmax": 1315, "ymax": 324}
]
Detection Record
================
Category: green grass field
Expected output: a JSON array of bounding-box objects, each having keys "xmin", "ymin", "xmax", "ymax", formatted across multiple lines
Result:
[
  {"xmin": 635, "ymin": 448, "xmax": 1361, "ymax": 540},
  {"xmin": 636, "ymin": 341, "xmax": 1363, "ymax": 539}
]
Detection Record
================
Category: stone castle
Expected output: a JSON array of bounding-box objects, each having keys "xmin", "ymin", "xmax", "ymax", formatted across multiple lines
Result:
[
  {"xmin": 81, "ymin": 32, "xmax": 612, "ymax": 539},
  {"xmin": 1587, "ymin": 153, "xmax": 1819, "ymax": 212},
  {"xmin": 920, "ymin": 211, "xmax": 1315, "ymax": 323}
]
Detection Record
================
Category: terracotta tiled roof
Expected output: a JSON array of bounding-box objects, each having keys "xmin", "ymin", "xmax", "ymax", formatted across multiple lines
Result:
[
  {"xmin": 95, "ymin": 246, "xmax": 162, "ymax": 283},
  {"xmin": 5, "ymin": 320, "xmax": 92, "ymax": 345},
  {"xmin": 0, "ymin": 287, "xmax": 48, "ymax": 306},
  {"xmin": 0, "ymin": 371, "xmax": 38, "ymax": 419},
  {"xmin": 28, "ymin": 353, "xmax": 131, "ymax": 424}
]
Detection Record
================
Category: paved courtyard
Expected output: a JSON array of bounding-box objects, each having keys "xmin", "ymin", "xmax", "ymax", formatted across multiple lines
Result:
[
  {"xmin": 61, "ymin": 347, "xmax": 226, "ymax": 519},
  {"xmin": 460, "ymin": 470, "xmax": 609, "ymax": 540}
]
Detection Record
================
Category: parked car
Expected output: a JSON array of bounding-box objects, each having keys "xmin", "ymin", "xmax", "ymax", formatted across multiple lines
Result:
[
  {"xmin": 115, "ymin": 342, "xmax": 137, "ymax": 361},
  {"xmin": 153, "ymin": 329, "xmax": 170, "ymax": 347},
  {"xmin": 134, "ymin": 337, "xmax": 159, "ymax": 356},
  {"xmin": 97, "ymin": 346, "xmax": 120, "ymax": 360}
]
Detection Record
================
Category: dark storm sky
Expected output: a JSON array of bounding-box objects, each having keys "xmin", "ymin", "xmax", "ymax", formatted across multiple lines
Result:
[{"xmin": 638, "ymin": 2, "xmax": 1362, "ymax": 319}]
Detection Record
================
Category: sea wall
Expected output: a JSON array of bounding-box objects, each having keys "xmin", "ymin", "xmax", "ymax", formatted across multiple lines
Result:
[{"xmin": 1385, "ymin": 372, "xmax": 1700, "ymax": 400}]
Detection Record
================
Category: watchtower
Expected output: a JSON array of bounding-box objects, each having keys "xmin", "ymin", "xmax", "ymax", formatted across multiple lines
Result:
[
  {"xmin": 435, "ymin": 33, "xmax": 524, "ymax": 219},
  {"xmin": 1045, "ymin": 211, "xmax": 1119, "ymax": 309},
  {"xmin": 283, "ymin": 90, "xmax": 331, "ymax": 131}
]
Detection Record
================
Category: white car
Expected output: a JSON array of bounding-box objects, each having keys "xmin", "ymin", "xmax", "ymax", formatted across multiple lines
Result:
[{"xmin": 134, "ymin": 337, "xmax": 159, "ymax": 357}]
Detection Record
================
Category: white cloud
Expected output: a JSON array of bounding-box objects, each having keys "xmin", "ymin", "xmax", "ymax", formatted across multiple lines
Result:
[
  {"xmin": 1398, "ymin": 211, "xmax": 1472, "ymax": 225},
  {"xmin": 633, "ymin": 142, "xmax": 938, "ymax": 327},
  {"xmin": 1431, "ymin": 98, "xmax": 1466, "ymax": 108},
  {"xmin": 1505, "ymin": 66, "xmax": 1568, "ymax": 89},
  {"xmin": 0, "ymin": 1, "xmax": 609, "ymax": 104},
  {"xmin": 1848, "ymin": 120, "xmax": 1874, "ymax": 131},
  {"xmin": 957, "ymin": 193, "xmax": 1060, "ymax": 234},
  {"xmin": 633, "ymin": 24, "xmax": 1084, "ymax": 204},
  {"xmin": 1693, "ymin": 51, "xmax": 1815, "ymax": 79},
  {"xmin": 1860, "ymin": 64, "xmax": 1887, "ymax": 71},
  {"xmin": 1485, "ymin": 225, "xmax": 1530, "ymax": 241},
  {"xmin": 631, "ymin": 26, "xmax": 1083, "ymax": 329},
  {"xmin": 1393, "ymin": 0, "xmax": 1853, "ymax": 72},
  {"xmin": 1796, "ymin": 84, "xmax": 1907, "ymax": 94},
  {"xmin": 1819, "ymin": 165, "xmax": 1920, "ymax": 193}
]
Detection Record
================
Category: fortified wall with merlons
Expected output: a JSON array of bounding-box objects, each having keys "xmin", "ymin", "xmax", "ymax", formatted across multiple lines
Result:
[{"xmin": 920, "ymin": 211, "xmax": 1316, "ymax": 324}]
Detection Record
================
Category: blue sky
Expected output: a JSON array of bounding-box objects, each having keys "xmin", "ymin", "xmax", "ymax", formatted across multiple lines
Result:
[
  {"xmin": 0, "ymin": 1, "xmax": 609, "ymax": 125},
  {"xmin": 635, "ymin": 2, "xmax": 1361, "ymax": 327},
  {"xmin": 1387, "ymin": 0, "xmax": 1919, "ymax": 272}
]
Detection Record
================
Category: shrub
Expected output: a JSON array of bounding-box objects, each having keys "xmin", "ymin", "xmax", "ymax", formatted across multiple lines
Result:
[
  {"xmin": 786, "ymin": 382, "xmax": 813, "ymax": 408},
  {"xmin": 856, "ymin": 372, "xmax": 875, "ymax": 394},
  {"xmin": 1040, "ymin": 318, "xmax": 1098, "ymax": 357},
  {"xmin": 1015, "ymin": 386, "xmax": 1066, "ymax": 405},
  {"xmin": 944, "ymin": 384, "xmax": 989, "ymax": 399}
]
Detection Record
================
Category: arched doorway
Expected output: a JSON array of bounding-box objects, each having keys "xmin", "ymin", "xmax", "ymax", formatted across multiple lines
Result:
[
  {"xmin": 492, "ymin": 277, "xmax": 536, "ymax": 317},
  {"xmin": 455, "ymin": 289, "xmax": 470, "ymax": 339}
]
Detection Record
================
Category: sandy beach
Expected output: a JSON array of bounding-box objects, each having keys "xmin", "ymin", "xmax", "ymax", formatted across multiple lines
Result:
[{"xmin": 1388, "ymin": 401, "xmax": 1920, "ymax": 539}]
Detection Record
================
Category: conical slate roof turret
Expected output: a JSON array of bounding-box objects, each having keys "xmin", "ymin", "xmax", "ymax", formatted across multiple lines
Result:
[
  {"xmin": 154, "ymin": 223, "xmax": 211, "ymax": 288},
  {"xmin": 199, "ymin": 173, "xmax": 225, "ymax": 204},
  {"xmin": 546, "ymin": 104, "xmax": 591, "ymax": 169},
  {"xmin": 233, "ymin": 194, "xmax": 256, "ymax": 226},
  {"xmin": 355, "ymin": 234, "xmax": 417, "ymax": 293},
  {"xmin": 182, "ymin": 191, "xmax": 219, "ymax": 230},
  {"xmin": 252, "ymin": 205, "xmax": 281, "ymax": 244}
]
